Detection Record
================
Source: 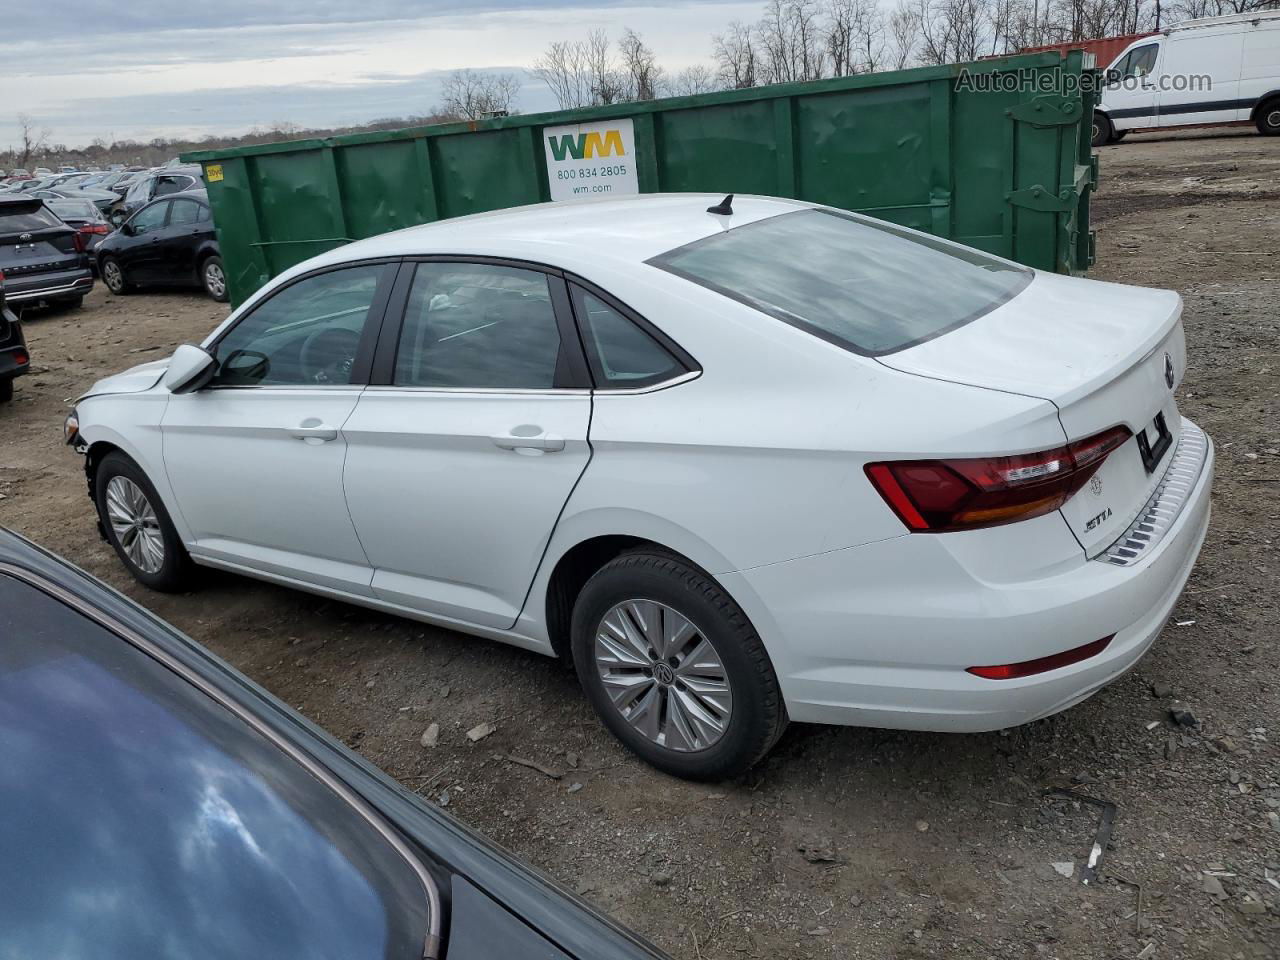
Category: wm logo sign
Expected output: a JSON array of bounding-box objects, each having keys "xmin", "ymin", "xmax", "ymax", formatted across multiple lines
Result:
[{"xmin": 546, "ymin": 129, "xmax": 627, "ymax": 161}]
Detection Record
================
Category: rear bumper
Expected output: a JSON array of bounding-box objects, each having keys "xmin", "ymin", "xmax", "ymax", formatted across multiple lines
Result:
[
  {"xmin": 5, "ymin": 268, "xmax": 94, "ymax": 303},
  {"xmin": 725, "ymin": 417, "xmax": 1214, "ymax": 732}
]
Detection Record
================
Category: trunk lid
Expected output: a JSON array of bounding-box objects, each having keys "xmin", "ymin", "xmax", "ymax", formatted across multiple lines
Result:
[
  {"xmin": 0, "ymin": 198, "xmax": 82, "ymax": 275},
  {"xmin": 879, "ymin": 271, "xmax": 1186, "ymax": 555}
]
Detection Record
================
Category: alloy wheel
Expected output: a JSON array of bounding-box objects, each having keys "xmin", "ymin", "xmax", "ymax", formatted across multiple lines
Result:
[
  {"xmin": 105, "ymin": 476, "xmax": 165, "ymax": 574},
  {"xmin": 204, "ymin": 261, "xmax": 226, "ymax": 299},
  {"xmin": 103, "ymin": 260, "xmax": 124, "ymax": 293},
  {"xmin": 593, "ymin": 599, "xmax": 733, "ymax": 752}
]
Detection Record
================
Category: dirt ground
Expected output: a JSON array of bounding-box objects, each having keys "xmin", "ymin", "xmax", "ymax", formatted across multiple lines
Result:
[{"xmin": 2, "ymin": 127, "xmax": 1277, "ymax": 959}]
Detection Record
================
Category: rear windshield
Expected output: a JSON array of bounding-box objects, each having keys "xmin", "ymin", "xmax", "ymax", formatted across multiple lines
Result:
[
  {"xmin": 0, "ymin": 204, "xmax": 63, "ymax": 233},
  {"xmin": 649, "ymin": 208, "xmax": 1032, "ymax": 355}
]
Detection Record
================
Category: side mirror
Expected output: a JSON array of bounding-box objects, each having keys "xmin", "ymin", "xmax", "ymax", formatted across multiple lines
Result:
[
  {"xmin": 1105, "ymin": 68, "xmax": 1122, "ymax": 85},
  {"xmin": 163, "ymin": 343, "xmax": 217, "ymax": 394}
]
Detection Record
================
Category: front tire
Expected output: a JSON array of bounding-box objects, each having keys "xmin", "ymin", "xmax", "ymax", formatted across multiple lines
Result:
[
  {"xmin": 1091, "ymin": 112, "xmax": 1114, "ymax": 148},
  {"xmin": 571, "ymin": 551, "xmax": 786, "ymax": 780},
  {"xmin": 94, "ymin": 451, "xmax": 194, "ymax": 592},
  {"xmin": 101, "ymin": 257, "xmax": 130, "ymax": 295},
  {"xmin": 201, "ymin": 255, "xmax": 228, "ymax": 302}
]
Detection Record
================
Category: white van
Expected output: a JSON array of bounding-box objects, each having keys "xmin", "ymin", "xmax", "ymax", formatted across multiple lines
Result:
[{"xmin": 1093, "ymin": 10, "xmax": 1280, "ymax": 145}]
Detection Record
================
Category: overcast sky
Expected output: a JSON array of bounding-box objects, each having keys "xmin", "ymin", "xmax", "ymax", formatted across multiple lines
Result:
[{"xmin": 1, "ymin": 1, "xmax": 760, "ymax": 150}]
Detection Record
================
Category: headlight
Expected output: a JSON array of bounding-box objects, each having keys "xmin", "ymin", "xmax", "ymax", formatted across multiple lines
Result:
[{"xmin": 63, "ymin": 409, "xmax": 80, "ymax": 446}]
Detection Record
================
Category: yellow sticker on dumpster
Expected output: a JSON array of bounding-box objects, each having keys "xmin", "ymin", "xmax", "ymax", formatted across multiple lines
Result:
[{"xmin": 206, "ymin": 164, "xmax": 224, "ymax": 183}]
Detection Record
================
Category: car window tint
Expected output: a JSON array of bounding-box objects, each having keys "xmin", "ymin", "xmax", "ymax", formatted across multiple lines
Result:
[
  {"xmin": 0, "ymin": 574, "xmax": 431, "ymax": 960},
  {"xmin": 650, "ymin": 208, "xmax": 1032, "ymax": 356},
  {"xmin": 394, "ymin": 263, "xmax": 562, "ymax": 390},
  {"xmin": 1126, "ymin": 43, "xmax": 1158, "ymax": 77},
  {"xmin": 153, "ymin": 176, "xmax": 190, "ymax": 198},
  {"xmin": 0, "ymin": 205, "xmax": 63, "ymax": 232},
  {"xmin": 212, "ymin": 265, "xmax": 384, "ymax": 387},
  {"xmin": 572, "ymin": 286, "xmax": 684, "ymax": 388},
  {"xmin": 130, "ymin": 202, "xmax": 169, "ymax": 236},
  {"xmin": 169, "ymin": 198, "xmax": 201, "ymax": 226}
]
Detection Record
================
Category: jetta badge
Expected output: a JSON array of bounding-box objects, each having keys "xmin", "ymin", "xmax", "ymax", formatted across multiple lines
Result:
[{"xmin": 1164, "ymin": 353, "xmax": 1175, "ymax": 389}]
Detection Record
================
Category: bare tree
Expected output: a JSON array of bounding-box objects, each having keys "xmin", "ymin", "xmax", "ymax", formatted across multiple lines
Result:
[
  {"xmin": 585, "ymin": 28, "xmax": 627, "ymax": 104},
  {"xmin": 912, "ymin": 0, "xmax": 991, "ymax": 65},
  {"xmin": 619, "ymin": 28, "xmax": 664, "ymax": 100},
  {"xmin": 15, "ymin": 114, "xmax": 50, "ymax": 169},
  {"xmin": 888, "ymin": 1, "xmax": 919, "ymax": 67},
  {"xmin": 669, "ymin": 64, "xmax": 720, "ymax": 96},
  {"xmin": 825, "ymin": 0, "xmax": 888, "ymax": 75},
  {"xmin": 533, "ymin": 39, "xmax": 594, "ymax": 109},
  {"xmin": 439, "ymin": 69, "xmax": 521, "ymax": 120},
  {"xmin": 759, "ymin": 0, "xmax": 828, "ymax": 83},
  {"xmin": 713, "ymin": 21, "xmax": 760, "ymax": 88}
]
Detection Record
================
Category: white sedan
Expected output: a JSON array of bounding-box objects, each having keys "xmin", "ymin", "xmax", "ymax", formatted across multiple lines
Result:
[{"xmin": 66, "ymin": 194, "xmax": 1213, "ymax": 780}]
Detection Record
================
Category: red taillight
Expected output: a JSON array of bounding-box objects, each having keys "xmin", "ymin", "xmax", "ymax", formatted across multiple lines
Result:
[
  {"xmin": 13, "ymin": 350, "xmax": 28, "ymax": 366},
  {"xmin": 967, "ymin": 635, "xmax": 1114, "ymax": 680},
  {"xmin": 81, "ymin": 223, "xmax": 110, "ymax": 235},
  {"xmin": 73, "ymin": 232, "xmax": 87, "ymax": 253},
  {"xmin": 865, "ymin": 426, "xmax": 1132, "ymax": 532}
]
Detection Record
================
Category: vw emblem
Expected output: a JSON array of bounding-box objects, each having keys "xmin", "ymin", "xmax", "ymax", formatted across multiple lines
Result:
[
  {"xmin": 1090, "ymin": 475, "xmax": 1103, "ymax": 497},
  {"xmin": 18, "ymin": 233, "xmax": 31, "ymax": 242},
  {"xmin": 1164, "ymin": 353, "xmax": 1175, "ymax": 389}
]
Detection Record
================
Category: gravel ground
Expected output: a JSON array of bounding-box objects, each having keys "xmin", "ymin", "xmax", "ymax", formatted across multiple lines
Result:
[{"xmin": 2, "ymin": 127, "xmax": 1276, "ymax": 959}]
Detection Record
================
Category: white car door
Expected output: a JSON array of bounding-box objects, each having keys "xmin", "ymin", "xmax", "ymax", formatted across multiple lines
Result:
[
  {"xmin": 342, "ymin": 260, "xmax": 593, "ymax": 630},
  {"xmin": 1102, "ymin": 40, "xmax": 1162, "ymax": 132},
  {"xmin": 161, "ymin": 262, "xmax": 396, "ymax": 595}
]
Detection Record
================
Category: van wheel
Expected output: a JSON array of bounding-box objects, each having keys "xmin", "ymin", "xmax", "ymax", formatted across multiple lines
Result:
[
  {"xmin": 94, "ymin": 451, "xmax": 194, "ymax": 592},
  {"xmin": 1091, "ymin": 113, "xmax": 1114, "ymax": 148},
  {"xmin": 571, "ymin": 550, "xmax": 786, "ymax": 781},
  {"xmin": 1257, "ymin": 98, "xmax": 1280, "ymax": 136}
]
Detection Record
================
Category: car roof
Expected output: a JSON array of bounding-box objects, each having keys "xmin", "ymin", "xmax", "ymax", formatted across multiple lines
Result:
[{"xmin": 303, "ymin": 194, "xmax": 814, "ymax": 275}]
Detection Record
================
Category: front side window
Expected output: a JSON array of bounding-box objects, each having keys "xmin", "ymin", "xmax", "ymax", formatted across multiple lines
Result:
[
  {"xmin": 393, "ymin": 262, "xmax": 563, "ymax": 390},
  {"xmin": 212, "ymin": 265, "xmax": 386, "ymax": 387},
  {"xmin": 572, "ymin": 285, "xmax": 685, "ymax": 389},
  {"xmin": 1126, "ymin": 43, "xmax": 1158, "ymax": 78},
  {"xmin": 129, "ymin": 201, "xmax": 169, "ymax": 236},
  {"xmin": 650, "ymin": 208, "xmax": 1031, "ymax": 356}
]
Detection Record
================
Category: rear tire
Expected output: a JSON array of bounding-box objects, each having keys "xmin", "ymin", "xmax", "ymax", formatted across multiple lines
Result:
[
  {"xmin": 101, "ymin": 257, "xmax": 130, "ymax": 295},
  {"xmin": 1257, "ymin": 97, "xmax": 1280, "ymax": 136},
  {"xmin": 60, "ymin": 295, "xmax": 85, "ymax": 310},
  {"xmin": 0, "ymin": 379, "xmax": 13, "ymax": 403},
  {"xmin": 201, "ymin": 255, "xmax": 228, "ymax": 302},
  {"xmin": 1091, "ymin": 112, "xmax": 1114, "ymax": 148},
  {"xmin": 94, "ymin": 450, "xmax": 195, "ymax": 592},
  {"xmin": 570, "ymin": 550, "xmax": 786, "ymax": 781}
]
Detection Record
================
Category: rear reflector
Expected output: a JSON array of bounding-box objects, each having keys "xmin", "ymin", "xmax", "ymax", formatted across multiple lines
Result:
[
  {"xmin": 865, "ymin": 426, "xmax": 1132, "ymax": 532},
  {"xmin": 14, "ymin": 350, "xmax": 28, "ymax": 366},
  {"xmin": 966, "ymin": 635, "xmax": 1114, "ymax": 680}
]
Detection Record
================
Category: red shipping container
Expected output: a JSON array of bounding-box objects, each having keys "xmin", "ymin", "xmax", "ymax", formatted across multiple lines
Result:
[{"xmin": 1018, "ymin": 33, "xmax": 1159, "ymax": 69}]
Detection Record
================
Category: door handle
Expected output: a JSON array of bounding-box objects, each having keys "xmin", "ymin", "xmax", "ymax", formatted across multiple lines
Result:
[
  {"xmin": 290, "ymin": 420, "xmax": 339, "ymax": 443},
  {"xmin": 491, "ymin": 428, "xmax": 565, "ymax": 453}
]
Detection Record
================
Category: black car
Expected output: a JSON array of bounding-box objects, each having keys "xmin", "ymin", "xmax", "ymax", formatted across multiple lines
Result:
[
  {"xmin": 0, "ymin": 527, "xmax": 669, "ymax": 960},
  {"xmin": 0, "ymin": 196, "xmax": 94, "ymax": 309},
  {"xmin": 45, "ymin": 197, "xmax": 112, "ymax": 261},
  {"xmin": 0, "ymin": 273, "xmax": 31, "ymax": 402},
  {"xmin": 98, "ymin": 190, "xmax": 226, "ymax": 301}
]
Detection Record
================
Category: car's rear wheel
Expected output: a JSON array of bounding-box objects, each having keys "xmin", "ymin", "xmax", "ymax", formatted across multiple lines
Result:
[
  {"xmin": 571, "ymin": 551, "xmax": 786, "ymax": 780},
  {"xmin": 101, "ymin": 257, "xmax": 130, "ymax": 295},
  {"xmin": 94, "ymin": 451, "xmax": 194, "ymax": 592},
  {"xmin": 1257, "ymin": 97, "xmax": 1280, "ymax": 136},
  {"xmin": 201, "ymin": 255, "xmax": 228, "ymax": 302},
  {"xmin": 0, "ymin": 379, "xmax": 13, "ymax": 403}
]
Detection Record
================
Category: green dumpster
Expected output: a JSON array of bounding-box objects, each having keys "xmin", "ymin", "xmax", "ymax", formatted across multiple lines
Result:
[{"xmin": 183, "ymin": 51, "xmax": 1099, "ymax": 308}]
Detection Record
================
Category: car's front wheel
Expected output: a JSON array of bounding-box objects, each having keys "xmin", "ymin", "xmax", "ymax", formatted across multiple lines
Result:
[
  {"xmin": 94, "ymin": 451, "xmax": 194, "ymax": 591},
  {"xmin": 101, "ymin": 257, "xmax": 130, "ymax": 295},
  {"xmin": 571, "ymin": 551, "xmax": 786, "ymax": 780},
  {"xmin": 201, "ymin": 255, "xmax": 228, "ymax": 302}
]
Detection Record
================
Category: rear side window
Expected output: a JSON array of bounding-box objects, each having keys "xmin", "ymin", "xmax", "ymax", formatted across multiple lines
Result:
[
  {"xmin": 169, "ymin": 198, "xmax": 203, "ymax": 226},
  {"xmin": 649, "ymin": 208, "xmax": 1031, "ymax": 356},
  {"xmin": 0, "ymin": 206, "xmax": 63, "ymax": 233},
  {"xmin": 393, "ymin": 262, "xmax": 564, "ymax": 390},
  {"xmin": 571, "ymin": 285, "xmax": 685, "ymax": 389}
]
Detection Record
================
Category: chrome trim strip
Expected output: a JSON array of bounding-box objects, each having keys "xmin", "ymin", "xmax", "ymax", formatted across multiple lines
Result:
[
  {"xmin": 1097, "ymin": 419, "xmax": 1209, "ymax": 567},
  {"xmin": 0, "ymin": 563, "xmax": 443, "ymax": 959},
  {"xmin": 7, "ymin": 277, "xmax": 94, "ymax": 301}
]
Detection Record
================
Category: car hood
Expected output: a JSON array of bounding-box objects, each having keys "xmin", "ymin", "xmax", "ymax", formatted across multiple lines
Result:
[{"xmin": 78, "ymin": 357, "xmax": 168, "ymax": 400}]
